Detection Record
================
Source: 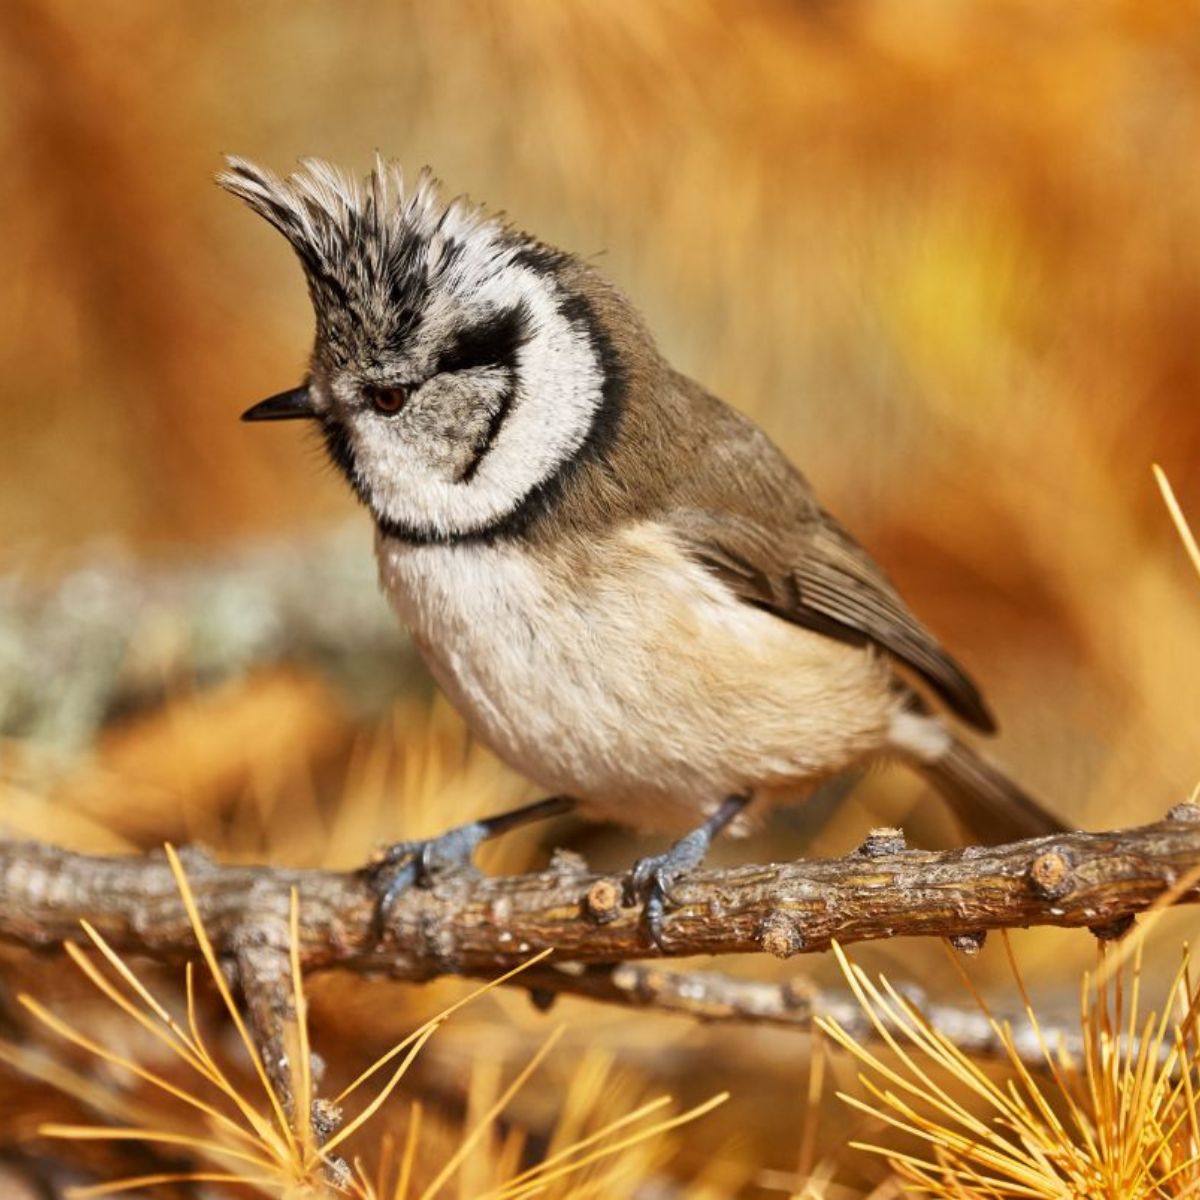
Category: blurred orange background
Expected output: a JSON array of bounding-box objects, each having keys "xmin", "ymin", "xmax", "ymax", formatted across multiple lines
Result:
[
  {"xmin": 2, "ymin": 2, "xmax": 1200, "ymax": 1192},
  {"xmin": 4, "ymin": 0, "xmax": 1197, "ymax": 821}
]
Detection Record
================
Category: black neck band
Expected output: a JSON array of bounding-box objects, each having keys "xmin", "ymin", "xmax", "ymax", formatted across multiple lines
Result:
[{"xmin": 372, "ymin": 285, "xmax": 626, "ymax": 547}]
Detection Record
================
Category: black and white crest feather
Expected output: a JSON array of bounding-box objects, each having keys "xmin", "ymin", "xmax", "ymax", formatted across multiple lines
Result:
[{"xmin": 217, "ymin": 156, "xmax": 524, "ymax": 358}]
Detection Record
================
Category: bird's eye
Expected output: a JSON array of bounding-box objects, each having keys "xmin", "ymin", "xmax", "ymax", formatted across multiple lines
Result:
[{"xmin": 366, "ymin": 385, "xmax": 409, "ymax": 416}]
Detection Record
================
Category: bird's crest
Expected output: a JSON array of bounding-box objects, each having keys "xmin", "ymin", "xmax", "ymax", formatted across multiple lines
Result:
[{"xmin": 217, "ymin": 156, "xmax": 515, "ymax": 350}]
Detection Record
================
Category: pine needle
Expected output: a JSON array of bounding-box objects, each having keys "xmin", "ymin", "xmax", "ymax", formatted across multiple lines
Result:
[
  {"xmin": 823, "ymin": 937, "xmax": 1200, "ymax": 1197},
  {"xmin": 1155, "ymin": 464, "xmax": 1200, "ymax": 580}
]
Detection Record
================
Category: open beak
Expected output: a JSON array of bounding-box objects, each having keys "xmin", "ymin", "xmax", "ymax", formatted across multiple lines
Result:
[{"xmin": 240, "ymin": 385, "xmax": 316, "ymax": 422}]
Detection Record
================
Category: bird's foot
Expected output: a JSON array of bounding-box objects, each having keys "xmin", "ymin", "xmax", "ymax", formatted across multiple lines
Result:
[
  {"xmin": 362, "ymin": 796, "xmax": 576, "ymax": 945},
  {"xmin": 625, "ymin": 794, "xmax": 752, "ymax": 951},
  {"xmin": 365, "ymin": 821, "xmax": 488, "ymax": 942},
  {"xmin": 627, "ymin": 827, "xmax": 713, "ymax": 952}
]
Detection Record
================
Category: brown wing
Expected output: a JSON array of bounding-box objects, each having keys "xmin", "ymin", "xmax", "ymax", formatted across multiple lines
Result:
[
  {"xmin": 676, "ymin": 507, "xmax": 996, "ymax": 733},
  {"xmin": 586, "ymin": 366, "xmax": 997, "ymax": 731}
]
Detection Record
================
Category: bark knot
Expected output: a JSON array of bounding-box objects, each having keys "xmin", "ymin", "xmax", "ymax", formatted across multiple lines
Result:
[
  {"xmin": 856, "ymin": 827, "xmax": 906, "ymax": 857},
  {"xmin": 583, "ymin": 879, "xmax": 621, "ymax": 924},
  {"xmin": 1028, "ymin": 849, "xmax": 1072, "ymax": 899},
  {"xmin": 948, "ymin": 930, "xmax": 987, "ymax": 956},
  {"xmin": 758, "ymin": 912, "xmax": 805, "ymax": 959}
]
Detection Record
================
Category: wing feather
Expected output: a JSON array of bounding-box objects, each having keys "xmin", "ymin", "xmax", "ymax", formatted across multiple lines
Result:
[{"xmin": 676, "ymin": 508, "xmax": 997, "ymax": 733}]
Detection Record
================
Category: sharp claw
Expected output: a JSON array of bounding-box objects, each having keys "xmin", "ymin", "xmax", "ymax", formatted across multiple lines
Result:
[
  {"xmin": 366, "ymin": 823, "xmax": 488, "ymax": 944},
  {"xmin": 643, "ymin": 879, "xmax": 669, "ymax": 951},
  {"xmin": 627, "ymin": 824, "xmax": 723, "ymax": 950},
  {"xmin": 626, "ymin": 856, "xmax": 680, "ymax": 951},
  {"xmin": 371, "ymin": 860, "xmax": 420, "ymax": 942},
  {"xmin": 628, "ymin": 858, "xmax": 653, "ymax": 898}
]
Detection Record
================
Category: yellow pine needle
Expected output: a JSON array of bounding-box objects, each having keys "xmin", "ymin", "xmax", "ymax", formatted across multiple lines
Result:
[
  {"xmin": 488, "ymin": 1126, "xmax": 526, "ymax": 1198},
  {"xmin": 828, "ymin": 946, "xmax": 1012, "ymax": 1147},
  {"xmin": 415, "ymin": 1025, "xmax": 566, "ymax": 1200},
  {"xmin": 394, "ymin": 1103, "xmax": 423, "ymax": 1200},
  {"xmin": 460, "ymin": 1058, "xmax": 502, "ymax": 1200},
  {"xmin": 175, "ymin": 953, "xmax": 284, "ymax": 1157},
  {"xmin": 24, "ymin": 854, "xmax": 724, "ymax": 1200},
  {"xmin": 352, "ymin": 1158, "xmax": 379, "ymax": 1200},
  {"xmin": 38, "ymin": 1124, "xmax": 278, "ymax": 1173},
  {"xmin": 488, "ymin": 1091, "xmax": 730, "ymax": 1200},
  {"xmin": 489, "ymin": 1095, "xmax": 676, "ymax": 1195},
  {"xmin": 1155, "ymin": 464, "xmax": 1200, "ymax": 580},
  {"xmin": 333, "ymin": 948, "xmax": 553, "ymax": 1104},
  {"xmin": 796, "ymin": 1025, "xmax": 826, "ymax": 1188},
  {"xmin": 66, "ymin": 1172, "xmax": 277, "ymax": 1198},
  {"xmin": 320, "ymin": 1024, "xmax": 441, "ymax": 1157},
  {"xmin": 289, "ymin": 887, "xmax": 315, "ymax": 1160},
  {"xmin": 63, "ymin": 937, "xmax": 210, "ymax": 1082},
  {"xmin": 824, "ymin": 935, "xmax": 1200, "ymax": 1197},
  {"xmin": 541, "ymin": 1049, "xmax": 608, "ymax": 1156},
  {"xmin": 21, "ymin": 992, "xmax": 258, "ymax": 1145},
  {"xmin": 77, "ymin": 920, "xmax": 179, "ymax": 1025}
]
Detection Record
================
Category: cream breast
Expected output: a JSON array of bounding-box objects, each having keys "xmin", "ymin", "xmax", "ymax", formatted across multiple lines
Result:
[{"xmin": 375, "ymin": 522, "xmax": 901, "ymax": 834}]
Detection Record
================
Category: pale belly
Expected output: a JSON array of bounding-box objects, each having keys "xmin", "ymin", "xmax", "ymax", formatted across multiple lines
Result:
[{"xmin": 375, "ymin": 526, "xmax": 900, "ymax": 834}]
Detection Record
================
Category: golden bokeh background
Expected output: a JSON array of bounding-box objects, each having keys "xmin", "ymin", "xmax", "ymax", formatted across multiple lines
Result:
[{"xmin": 2, "ymin": 1, "xmax": 1200, "ymax": 1194}]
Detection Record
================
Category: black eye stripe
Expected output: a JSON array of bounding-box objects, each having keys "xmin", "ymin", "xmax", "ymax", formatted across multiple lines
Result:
[{"xmin": 437, "ymin": 301, "xmax": 532, "ymax": 375}]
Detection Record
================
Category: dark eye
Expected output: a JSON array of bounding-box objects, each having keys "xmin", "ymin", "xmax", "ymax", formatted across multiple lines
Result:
[{"xmin": 366, "ymin": 385, "xmax": 408, "ymax": 415}]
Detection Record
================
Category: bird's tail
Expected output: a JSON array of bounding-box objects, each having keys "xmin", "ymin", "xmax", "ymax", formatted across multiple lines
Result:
[
  {"xmin": 919, "ymin": 735, "xmax": 1068, "ymax": 844},
  {"xmin": 888, "ymin": 709, "xmax": 1068, "ymax": 844}
]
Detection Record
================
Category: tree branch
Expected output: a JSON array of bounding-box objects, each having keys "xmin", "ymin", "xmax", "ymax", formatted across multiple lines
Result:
[
  {"xmin": 14, "ymin": 808, "xmax": 1199, "ymax": 1092},
  {"xmin": 2, "ymin": 809, "xmax": 1199, "ymax": 987},
  {"xmin": 526, "ymin": 961, "xmax": 1082, "ymax": 1063}
]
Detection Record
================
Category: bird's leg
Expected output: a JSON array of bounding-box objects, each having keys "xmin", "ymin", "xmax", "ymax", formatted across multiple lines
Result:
[
  {"xmin": 366, "ymin": 795, "xmax": 574, "ymax": 940},
  {"xmin": 627, "ymin": 794, "xmax": 751, "ymax": 951}
]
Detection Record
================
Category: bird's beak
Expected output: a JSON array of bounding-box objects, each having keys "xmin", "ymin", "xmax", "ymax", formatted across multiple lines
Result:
[{"xmin": 240, "ymin": 385, "xmax": 316, "ymax": 422}]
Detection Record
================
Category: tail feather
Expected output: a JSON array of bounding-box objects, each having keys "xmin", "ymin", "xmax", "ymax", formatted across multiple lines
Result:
[{"xmin": 919, "ymin": 736, "xmax": 1068, "ymax": 844}]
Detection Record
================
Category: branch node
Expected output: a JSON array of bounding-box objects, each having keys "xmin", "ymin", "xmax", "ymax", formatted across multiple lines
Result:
[
  {"xmin": 548, "ymin": 847, "xmax": 590, "ymax": 878},
  {"xmin": 1028, "ymin": 849, "xmax": 1073, "ymax": 899},
  {"xmin": 527, "ymin": 987, "xmax": 558, "ymax": 1012},
  {"xmin": 312, "ymin": 1097, "xmax": 343, "ymax": 1143},
  {"xmin": 948, "ymin": 930, "xmax": 987, "ymax": 956},
  {"xmin": 1090, "ymin": 913, "xmax": 1136, "ymax": 942},
  {"xmin": 583, "ymin": 879, "xmax": 621, "ymax": 924},
  {"xmin": 1168, "ymin": 802, "xmax": 1200, "ymax": 824},
  {"xmin": 758, "ymin": 911, "xmax": 805, "ymax": 959},
  {"xmin": 856, "ymin": 827, "xmax": 906, "ymax": 857}
]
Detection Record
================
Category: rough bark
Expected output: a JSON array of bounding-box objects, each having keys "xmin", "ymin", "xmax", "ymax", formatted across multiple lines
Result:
[{"xmin": 2, "ymin": 810, "xmax": 1198, "ymax": 979}]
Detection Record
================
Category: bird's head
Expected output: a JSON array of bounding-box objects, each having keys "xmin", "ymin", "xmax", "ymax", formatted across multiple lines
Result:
[{"xmin": 219, "ymin": 156, "xmax": 629, "ymax": 543}]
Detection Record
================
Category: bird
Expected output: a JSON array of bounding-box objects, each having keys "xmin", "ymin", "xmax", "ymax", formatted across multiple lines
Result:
[{"xmin": 219, "ymin": 155, "xmax": 1067, "ymax": 947}]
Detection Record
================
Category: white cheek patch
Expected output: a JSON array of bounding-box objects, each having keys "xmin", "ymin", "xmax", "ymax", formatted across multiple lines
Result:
[{"xmin": 361, "ymin": 267, "xmax": 607, "ymax": 538}]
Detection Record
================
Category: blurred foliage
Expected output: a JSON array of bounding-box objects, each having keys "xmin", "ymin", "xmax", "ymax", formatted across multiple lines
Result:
[{"xmin": 1, "ymin": 0, "xmax": 1199, "ymax": 1195}]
